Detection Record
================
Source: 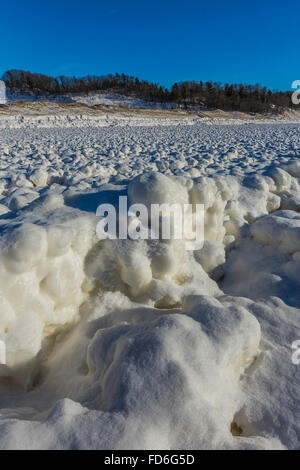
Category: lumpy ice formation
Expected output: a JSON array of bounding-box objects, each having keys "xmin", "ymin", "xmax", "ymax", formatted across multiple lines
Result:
[{"xmin": 0, "ymin": 118, "xmax": 299, "ymax": 449}]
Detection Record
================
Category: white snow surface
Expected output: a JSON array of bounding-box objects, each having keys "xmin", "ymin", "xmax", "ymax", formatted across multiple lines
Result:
[{"xmin": 0, "ymin": 115, "xmax": 299, "ymax": 449}]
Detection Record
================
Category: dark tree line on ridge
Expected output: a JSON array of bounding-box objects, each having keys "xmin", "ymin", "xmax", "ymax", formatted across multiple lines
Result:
[{"xmin": 2, "ymin": 69, "xmax": 298, "ymax": 113}]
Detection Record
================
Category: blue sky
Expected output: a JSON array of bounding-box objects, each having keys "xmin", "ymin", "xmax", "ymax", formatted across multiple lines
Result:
[{"xmin": 0, "ymin": 0, "xmax": 298, "ymax": 91}]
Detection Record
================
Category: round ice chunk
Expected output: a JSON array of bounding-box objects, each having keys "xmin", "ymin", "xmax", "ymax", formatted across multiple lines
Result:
[{"xmin": 128, "ymin": 172, "xmax": 189, "ymax": 207}]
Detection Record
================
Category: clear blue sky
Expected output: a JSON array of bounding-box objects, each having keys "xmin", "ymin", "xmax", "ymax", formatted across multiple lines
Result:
[{"xmin": 1, "ymin": 0, "xmax": 298, "ymax": 91}]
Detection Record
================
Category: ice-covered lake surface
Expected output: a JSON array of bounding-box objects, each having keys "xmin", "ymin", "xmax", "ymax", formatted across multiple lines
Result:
[{"xmin": 0, "ymin": 116, "xmax": 299, "ymax": 449}]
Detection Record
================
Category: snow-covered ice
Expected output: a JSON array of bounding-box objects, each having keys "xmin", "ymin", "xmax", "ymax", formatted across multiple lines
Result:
[{"xmin": 0, "ymin": 115, "xmax": 299, "ymax": 449}]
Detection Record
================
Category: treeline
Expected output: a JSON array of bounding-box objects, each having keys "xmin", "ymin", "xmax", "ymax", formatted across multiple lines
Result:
[{"xmin": 2, "ymin": 69, "xmax": 298, "ymax": 113}]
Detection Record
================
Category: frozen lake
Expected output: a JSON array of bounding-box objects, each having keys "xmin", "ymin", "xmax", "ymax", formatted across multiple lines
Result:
[{"xmin": 0, "ymin": 117, "xmax": 299, "ymax": 450}]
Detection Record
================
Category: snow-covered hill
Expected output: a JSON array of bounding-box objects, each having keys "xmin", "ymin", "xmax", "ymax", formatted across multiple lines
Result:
[
  {"xmin": 2, "ymin": 89, "xmax": 300, "ymax": 123},
  {"xmin": 6, "ymin": 88, "xmax": 173, "ymax": 109}
]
